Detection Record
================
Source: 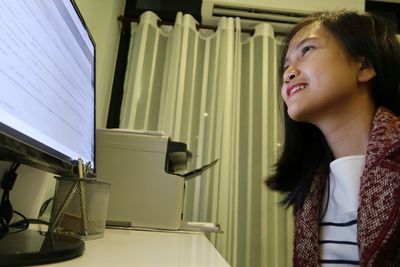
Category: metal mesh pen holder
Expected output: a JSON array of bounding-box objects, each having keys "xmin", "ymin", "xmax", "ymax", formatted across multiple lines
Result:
[{"xmin": 49, "ymin": 177, "xmax": 111, "ymax": 240}]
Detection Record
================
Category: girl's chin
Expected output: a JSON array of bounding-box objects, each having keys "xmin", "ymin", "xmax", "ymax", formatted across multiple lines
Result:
[
  {"xmin": 287, "ymin": 107, "xmax": 305, "ymax": 121},
  {"xmin": 287, "ymin": 107, "xmax": 313, "ymax": 123}
]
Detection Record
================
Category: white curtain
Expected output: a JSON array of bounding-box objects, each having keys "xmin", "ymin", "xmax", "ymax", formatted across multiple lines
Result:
[{"xmin": 119, "ymin": 11, "xmax": 293, "ymax": 267}]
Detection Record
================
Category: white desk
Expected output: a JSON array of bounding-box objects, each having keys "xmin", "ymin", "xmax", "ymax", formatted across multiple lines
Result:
[{"xmin": 39, "ymin": 228, "xmax": 231, "ymax": 267}]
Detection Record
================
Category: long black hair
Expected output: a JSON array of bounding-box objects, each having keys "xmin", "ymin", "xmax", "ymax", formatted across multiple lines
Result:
[{"xmin": 266, "ymin": 10, "xmax": 400, "ymax": 212}]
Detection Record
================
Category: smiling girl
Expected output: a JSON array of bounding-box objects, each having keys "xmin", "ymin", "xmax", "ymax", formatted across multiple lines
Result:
[{"xmin": 266, "ymin": 10, "xmax": 400, "ymax": 266}]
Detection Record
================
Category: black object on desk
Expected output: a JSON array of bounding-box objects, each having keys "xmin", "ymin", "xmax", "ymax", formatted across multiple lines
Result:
[{"xmin": 0, "ymin": 229, "xmax": 84, "ymax": 267}]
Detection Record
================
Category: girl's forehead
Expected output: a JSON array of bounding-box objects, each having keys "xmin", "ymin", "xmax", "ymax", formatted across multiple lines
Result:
[{"xmin": 288, "ymin": 22, "xmax": 322, "ymax": 50}]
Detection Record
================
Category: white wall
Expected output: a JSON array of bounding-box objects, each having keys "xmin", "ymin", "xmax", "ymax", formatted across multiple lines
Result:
[
  {"xmin": 75, "ymin": 0, "xmax": 126, "ymax": 128},
  {"xmin": 0, "ymin": 0, "xmax": 126, "ymax": 220},
  {"xmin": 0, "ymin": 162, "xmax": 56, "ymax": 220}
]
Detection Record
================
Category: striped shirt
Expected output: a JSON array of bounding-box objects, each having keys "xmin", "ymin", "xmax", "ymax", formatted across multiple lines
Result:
[{"xmin": 319, "ymin": 155, "xmax": 366, "ymax": 266}]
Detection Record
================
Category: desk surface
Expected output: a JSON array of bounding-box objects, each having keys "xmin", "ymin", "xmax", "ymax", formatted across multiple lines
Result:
[{"xmin": 38, "ymin": 228, "xmax": 231, "ymax": 267}]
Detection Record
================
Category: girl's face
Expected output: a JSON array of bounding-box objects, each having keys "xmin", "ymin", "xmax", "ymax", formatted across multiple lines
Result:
[{"xmin": 281, "ymin": 23, "xmax": 371, "ymax": 125}]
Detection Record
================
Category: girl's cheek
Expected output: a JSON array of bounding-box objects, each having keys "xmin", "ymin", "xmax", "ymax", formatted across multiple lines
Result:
[{"xmin": 281, "ymin": 86, "xmax": 287, "ymax": 101}]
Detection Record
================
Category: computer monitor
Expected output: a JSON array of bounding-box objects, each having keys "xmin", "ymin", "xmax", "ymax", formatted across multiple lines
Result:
[
  {"xmin": 0, "ymin": 0, "xmax": 95, "ymax": 176},
  {"xmin": 0, "ymin": 0, "xmax": 95, "ymax": 265}
]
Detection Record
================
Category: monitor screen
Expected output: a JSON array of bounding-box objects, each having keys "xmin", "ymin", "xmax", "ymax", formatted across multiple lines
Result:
[{"xmin": 0, "ymin": 0, "xmax": 95, "ymax": 176}]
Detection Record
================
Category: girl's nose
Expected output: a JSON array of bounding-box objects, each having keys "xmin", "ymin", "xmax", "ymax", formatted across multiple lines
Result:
[{"xmin": 283, "ymin": 67, "xmax": 299, "ymax": 83}]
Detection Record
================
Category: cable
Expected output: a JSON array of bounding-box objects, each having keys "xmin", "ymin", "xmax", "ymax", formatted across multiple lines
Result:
[
  {"xmin": 39, "ymin": 197, "xmax": 53, "ymax": 218},
  {"xmin": 0, "ymin": 162, "xmax": 23, "ymax": 234},
  {"xmin": 0, "ymin": 163, "xmax": 53, "ymax": 239},
  {"xmin": 4, "ymin": 210, "xmax": 30, "ymax": 234}
]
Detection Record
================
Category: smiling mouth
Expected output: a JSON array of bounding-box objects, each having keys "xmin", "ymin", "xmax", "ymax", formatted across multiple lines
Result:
[{"xmin": 287, "ymin": 84, "xmax": 307, "ymax": 97}]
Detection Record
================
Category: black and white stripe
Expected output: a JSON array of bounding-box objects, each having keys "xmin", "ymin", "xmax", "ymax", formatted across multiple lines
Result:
[
  {"xmin": 319, "ymin": 219, "xmax": 359, "ymax": 266},
  {"xmin": 319, "ymin": 155, "xmax": 365, "ymax": 266}
]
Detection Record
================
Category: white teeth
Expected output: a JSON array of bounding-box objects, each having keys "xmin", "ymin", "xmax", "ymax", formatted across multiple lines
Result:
[{"xmin": 290, "ymin": 84, "xmax": 306, "ymax": 95}]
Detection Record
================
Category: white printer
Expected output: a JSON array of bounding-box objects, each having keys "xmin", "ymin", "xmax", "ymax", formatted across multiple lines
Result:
[{"xmin": 96, "ymin": 129, "xmax": 217, "ymax": 230}]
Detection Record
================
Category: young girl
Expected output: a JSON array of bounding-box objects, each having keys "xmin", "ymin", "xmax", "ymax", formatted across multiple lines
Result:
[{"xmin": 266, "ymin": 10, "xmax": 400, "ymax": 266}]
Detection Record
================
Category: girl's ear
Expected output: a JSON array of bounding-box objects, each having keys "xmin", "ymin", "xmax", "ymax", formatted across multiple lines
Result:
[{"xmin": 358, "ymin": 58, "xmax": 376, "ymax": 83}]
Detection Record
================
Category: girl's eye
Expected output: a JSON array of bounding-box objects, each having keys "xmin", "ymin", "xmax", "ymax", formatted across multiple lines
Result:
[{"xmin": 301, "ymin": 45, "xmax": 314, "ymax": 57}]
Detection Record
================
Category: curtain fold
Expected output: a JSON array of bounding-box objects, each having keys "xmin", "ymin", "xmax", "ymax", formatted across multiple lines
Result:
[{"xmin": 119, "ymin": 11, "xmax": 293, "ymax": 267}]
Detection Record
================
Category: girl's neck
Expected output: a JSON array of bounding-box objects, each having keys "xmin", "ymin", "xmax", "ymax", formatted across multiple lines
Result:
[{"xmin": 316, "ymin": 100, "xmax": 376, "ymax": 159}]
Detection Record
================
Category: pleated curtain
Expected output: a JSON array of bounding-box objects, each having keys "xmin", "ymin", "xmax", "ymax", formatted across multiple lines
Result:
[{"xmin": 119, "ymin": 11, "xmax": 293, "ymax": 267}]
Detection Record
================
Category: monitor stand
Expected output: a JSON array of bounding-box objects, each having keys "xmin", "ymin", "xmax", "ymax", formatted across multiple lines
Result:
[{"xmin": 0, "ymin": 228, "xmax": 84, "ymax": 266}]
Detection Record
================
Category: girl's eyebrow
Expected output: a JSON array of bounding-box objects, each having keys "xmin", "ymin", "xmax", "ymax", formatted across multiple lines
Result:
[{"xmin": 284, "ymin": 37, "xmax": 319, "ymax": 66}]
